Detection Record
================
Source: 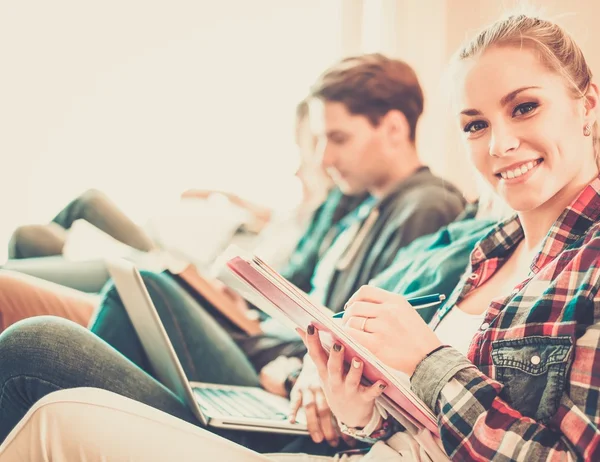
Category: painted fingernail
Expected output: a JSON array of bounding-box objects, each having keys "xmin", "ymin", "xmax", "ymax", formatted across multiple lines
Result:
[
  {"xmin": 333, "ymin": 343, "xmax": 342, "ymax": 352},
  {"xmin": 307, "ymin": 325, "xmax": 315, "ymax": 335},
  {"xmin": 352, "ymin": 359, "xmax": 362, "ymax": 368},
  {"xmin": 379, "ymin": 383, "xmax": 387, "ymax": 390}
]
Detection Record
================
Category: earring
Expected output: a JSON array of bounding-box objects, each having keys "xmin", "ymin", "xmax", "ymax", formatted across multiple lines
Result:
[{"xmin": 584, "ymin": 123, "xmax": 592, "ymax": 136}]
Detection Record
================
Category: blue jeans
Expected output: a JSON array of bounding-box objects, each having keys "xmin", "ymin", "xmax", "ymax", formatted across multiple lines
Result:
[
  {"xmin": 90, "ymin": 271, "xmax": 305, "ymax": 381},
  {"xmin": 0, "ymin": 316, "xmax": 195, "ymax": 441},
  {"xmin": 89, "ymin": 271, "xmax": 263, "ymax": 387},
  {"xmin": 0, "ymin": 316, "xmax": 303, "ymax": 452},
  {"xmin": 0, "ymin": 271, "xmax": 312, "ymax": 452}
]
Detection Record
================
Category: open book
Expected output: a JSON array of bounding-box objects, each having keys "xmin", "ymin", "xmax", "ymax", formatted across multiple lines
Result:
[{"xmin": 224, "ymin": 253, "xmax": 440, "ymax": 436}]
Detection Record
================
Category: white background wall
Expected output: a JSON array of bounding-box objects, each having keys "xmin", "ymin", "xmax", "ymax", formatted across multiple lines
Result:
[
  {"xmin": 0, "ymin": 0, "xmax": 343, "ymax": 260},
  {"xmin": 2, "ymin": 0, "xmax": 600, "ymax": 262}
]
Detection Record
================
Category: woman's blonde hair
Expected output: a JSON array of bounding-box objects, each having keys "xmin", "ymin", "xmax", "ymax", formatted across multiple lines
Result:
[{"xmin": 455, "ymin": 13, "xmax": 599, "ymax": 153}]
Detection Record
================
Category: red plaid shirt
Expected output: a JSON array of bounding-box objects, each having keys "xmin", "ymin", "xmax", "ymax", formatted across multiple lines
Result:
[{"xmin": 410, "ymin": 177, "xmax": 600, "ymax": 461}]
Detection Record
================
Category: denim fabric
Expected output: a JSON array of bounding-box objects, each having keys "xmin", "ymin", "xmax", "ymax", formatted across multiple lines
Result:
[
  {"xmin": 491, "ymin": 336, "xmax": 573, "ymax": 422},
  {"xmin": 0, "ymin": 316, "xmax": 197, "ymax": 443},
  {"xmin": 412, "ymin": 338, "xmax": 575, "ymax": 425},
  {"xmin": 89, "ymin": 271, "xmax": 262, "ymax": 387},
  {"xmin": 410, "ymin": 347, "xmax": 473, "ymax": 412},
  {"xmin": 0, "ymin": 316, "xmax": 306, "ymax": 452}
]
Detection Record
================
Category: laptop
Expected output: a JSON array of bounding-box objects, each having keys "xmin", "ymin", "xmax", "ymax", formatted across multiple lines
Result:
[{"xmin": 106, "ymin": 258, "xmax": 308, "ymax": 435}]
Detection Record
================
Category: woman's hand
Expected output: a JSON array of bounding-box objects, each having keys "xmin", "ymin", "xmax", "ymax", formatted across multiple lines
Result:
[
  {"xmin": 287, "ymin": 356, "xmax": 342, "ymax": 446},
  {"xmin": 300, "ymin": 325, "xmax": 387, "ymax": 429},
  {"xmin": 342, "ymin": 286, "xmax": 442, "ymax": 375}
]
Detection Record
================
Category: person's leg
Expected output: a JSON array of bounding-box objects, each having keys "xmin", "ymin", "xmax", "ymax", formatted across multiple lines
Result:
[
  {"xmin": 0, "ymin": 388, "xmax": 341, "ymax": 462},
  {"xmin": 7, "ymin": 223, "xmax": 67, "ymax": 259},
  {"xmin": 90, "ymin": 271, "xmax": 262, "ymax": 386},
  {"xmin": 0, "ymin": 317, "xmax": 302, "ymax": 453},
  {"xmin": 171, "ymin": 272, "xmax": 307, "ymax": 372},
  {"xmin": 52, "ymin": 188, "xmax": 156, "ymax": 252},
  {"xmin": 0, "ymin": 270, "xmax": 96, "ymax": 333},
  {"xmin": 0, "ymin": 388, "xmax": 274, "ymax": 462},
  {"xmin": 1, "ymin": 257, "xmax": 110, "ymax": 293},
  {"xmin": 0, "ymin": 316, "xmax": 197, "ymax": 443}
]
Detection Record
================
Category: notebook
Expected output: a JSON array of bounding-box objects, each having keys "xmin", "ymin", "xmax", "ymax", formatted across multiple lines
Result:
[{"xmin": 222, "ymin": 252, "xmax": 440, "ymax": 436}]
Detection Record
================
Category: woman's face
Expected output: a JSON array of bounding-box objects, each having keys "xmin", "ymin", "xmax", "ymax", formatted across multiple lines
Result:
[{"xmin": 456, "ymin": 45, "xmax": 598, "ymax": 213}]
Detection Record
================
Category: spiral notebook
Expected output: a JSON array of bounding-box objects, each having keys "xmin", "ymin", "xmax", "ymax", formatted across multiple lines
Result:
[{"xmin": 223, "ymin": 253, "xmax": 440, "ymax": 436}]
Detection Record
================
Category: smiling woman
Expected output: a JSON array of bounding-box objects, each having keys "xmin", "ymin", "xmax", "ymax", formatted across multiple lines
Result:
[
  {"xmin": 455, "ymin": 42, "xmax": 599, "ymax": 218},
  {"xmin": 3, "ymin": 10, "xmax": 600, "ymax": 462},
  {"xmin": 302, "ymin": 13, "xmax": 600, "ymax": 462}
]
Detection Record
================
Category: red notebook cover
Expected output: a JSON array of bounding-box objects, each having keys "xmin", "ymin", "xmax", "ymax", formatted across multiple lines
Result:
[{"xmin": 226, "ymin": 255, "xmax": 439, "ymax": 436}]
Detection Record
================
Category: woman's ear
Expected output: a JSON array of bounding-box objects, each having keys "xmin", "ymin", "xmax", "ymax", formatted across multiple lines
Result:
[{"xmin": 583, "ymin": 82, "xmax": 599, "ymax": 124}]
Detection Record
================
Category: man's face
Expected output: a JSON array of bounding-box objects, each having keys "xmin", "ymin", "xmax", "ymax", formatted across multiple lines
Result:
[{"xmin": 310, "ymin": 100, "xmax": 388, "ymax": 195}]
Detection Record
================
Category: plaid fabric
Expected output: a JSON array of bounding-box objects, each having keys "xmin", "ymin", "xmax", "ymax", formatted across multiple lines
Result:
[{"xmin": 411, "ymin": 176, "xmax": 600, "ymax": 461}]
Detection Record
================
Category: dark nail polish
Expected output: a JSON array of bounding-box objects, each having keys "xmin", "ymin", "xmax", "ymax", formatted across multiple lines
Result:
[
  {"xmin": 307, "ymin": 325, "xmax": 315, "ymax": 335},
  {"xmin": 379, "ymin": 383, "xmax": 387, "ymax": 390},
  {"xmin": 333, "ymin": 343, "xmax": 342, "ymax": 352}
]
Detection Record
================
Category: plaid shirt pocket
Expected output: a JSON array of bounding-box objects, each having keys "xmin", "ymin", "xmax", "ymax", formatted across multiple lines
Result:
[{"xmin": 491, "ymin": 336, "xmax": 573, "ymax": 423}]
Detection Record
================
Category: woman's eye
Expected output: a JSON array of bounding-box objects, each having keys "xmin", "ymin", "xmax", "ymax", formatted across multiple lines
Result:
[
  {"xmin": 463, "ymin": 120, "xmax": 488, "ymax": 133},
  {"xmin": 513, "ymin": 102, "xmax": 538, "ymax": 117}
]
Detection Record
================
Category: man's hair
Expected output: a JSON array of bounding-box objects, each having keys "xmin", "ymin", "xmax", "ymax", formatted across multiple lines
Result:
[{"xmin": 310, "ymin": 53, "xmax": 424, "ymax": 141}]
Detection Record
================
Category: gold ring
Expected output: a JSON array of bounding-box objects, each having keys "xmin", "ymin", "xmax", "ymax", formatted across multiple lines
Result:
[{"xmin": 360, "ymin": 317, "xmax": 368, "ymax": 332}]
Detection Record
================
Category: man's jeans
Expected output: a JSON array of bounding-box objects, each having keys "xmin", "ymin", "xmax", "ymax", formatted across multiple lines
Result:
[
  {"xmin": 0, "ymin": 271, "xmax": 310, "ymax": 451},
  {"xmin": 0, "ymin": 316, "xmax": 301, "ymax": 452},
  {"xmin": 89, "ymin": 271, "xmax": 263, "ymax": 386},
  {"xmin": 90, "ymin": 271, "xmax": 306, "ymax": 377}
]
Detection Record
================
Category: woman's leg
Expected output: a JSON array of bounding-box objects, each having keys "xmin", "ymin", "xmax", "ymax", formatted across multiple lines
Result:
[
  {"xmin": 52, "ymin": 188, "xmax": 157, "ymax": 252},
  {"xmin": 7, "ymin": 223, "xmax": 67, "ymax": 259},
  {"xmin": 0, "ymin": 388, "xmax": 341, "ymax": 462},
  {"xmin": 90, "ymin": 271, "xmax": 261, "ymax": 386},
  {"xmin": 0, "ymin": 388, "xmax": 275, "ymax": 462},
  {"xmin": 0, "ymin": 317, "xmax": 305, "ymax": 453},
  {"xmin": 2, "ymin": 257, "xmax": 111, "ymax": 293},
  {"xmin": 0, "ymin": 316, "xmax": 197, "ymax": 442},
  {"xmin": 0, "ymin": 270, "xmax": 96, "ymax": 333}
]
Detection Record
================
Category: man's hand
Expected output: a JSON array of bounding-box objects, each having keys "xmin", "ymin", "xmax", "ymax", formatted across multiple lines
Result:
[
  {"xmin": 259, "ymin": 356, "xmax": 302, "ymax": 398},
  {"xmin": 288, "ymin": 356, "xmax": 352, "ymax": 447}
]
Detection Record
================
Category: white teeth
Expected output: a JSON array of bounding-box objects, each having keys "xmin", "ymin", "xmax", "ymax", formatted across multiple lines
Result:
[{"xmin": 499, "ymin": 159, "xmax": 540, "ymax": 180}]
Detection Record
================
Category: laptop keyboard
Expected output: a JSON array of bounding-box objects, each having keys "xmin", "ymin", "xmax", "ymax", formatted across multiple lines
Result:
[{"xmin": 193, "ymin": 387, "xmax": 288, "ymax": 420}]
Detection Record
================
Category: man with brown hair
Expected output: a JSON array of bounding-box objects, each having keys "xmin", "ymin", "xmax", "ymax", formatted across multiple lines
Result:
[
  {"xmin": 0, "ymin": 54, "xmax": 465, "ymax": 455},
  {"xmin": 93, "ymin": 53, "xmax": 465, "ymax": 449},
  {"xmin": 303, "ymin": 53, "xmax": 464, "ymax": 312}
]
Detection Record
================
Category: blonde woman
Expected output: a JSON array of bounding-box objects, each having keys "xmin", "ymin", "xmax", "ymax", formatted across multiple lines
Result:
[{"xmin": 1, "ymin": 12, "xmax": 600, "ymax": 461}]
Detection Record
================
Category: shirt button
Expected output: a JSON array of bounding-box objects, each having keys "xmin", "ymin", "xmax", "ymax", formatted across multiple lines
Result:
[
  {"xmin": 531, "ymin": 355, "xmax": 541, "ymax": 365},
  {"xmin": 480, "ymin": 323, "xmax": 490, "ymax": 331},
  {"xmin": 469, "ymin": 273, "xmax": 478, "ymax": 280}
]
